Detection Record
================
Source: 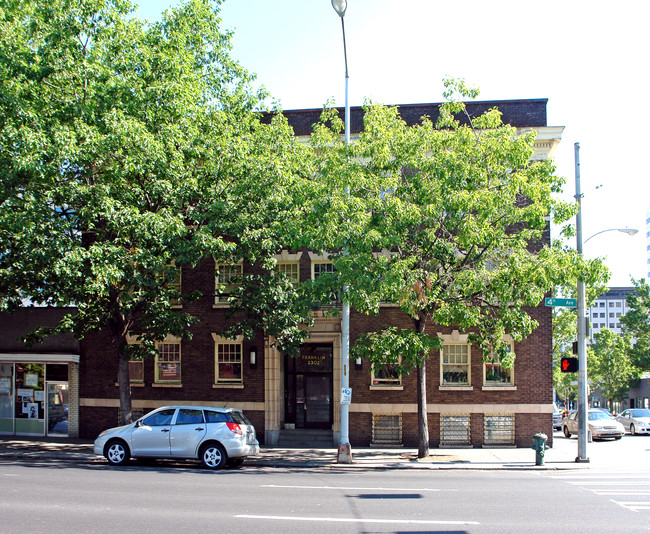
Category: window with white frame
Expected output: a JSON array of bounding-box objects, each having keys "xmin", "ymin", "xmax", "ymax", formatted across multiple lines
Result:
[
  {"xmin": 441, "ymin": 343, "xmax": 470, "ymax": 385},
  {"xmin": 276, "ymin": 262, "xmax": 300, "ymax": 285},
  {"xmin": 312, "ymin": 261, "xmax": 335, "ymax": 279},
  {"xmin": 215, "ymin": 263, "xmax": 242, "ymax": 305},
  {"xmin": 371, "ymin": 357, "xmax": 402, "ymax": 386},
  {"xmin": 483, "ymin": 341, "xmax": 514, "ymax": 386},
  {"xmin": 213, "ymin": 334, "xmax": 243, "ymax": 384},
  {"xmin": 154, "ymin": 341, "xmax": 181, "ymax": 383}
]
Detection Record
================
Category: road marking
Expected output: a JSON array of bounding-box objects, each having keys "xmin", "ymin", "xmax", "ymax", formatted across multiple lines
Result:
[
  {"xmin": 261, "ymin": 484, "xmax": 456, "ymax": 492},
  {"xmin": 563, "ymin": 481, "xmax": 650, "ymax": 486},
  {"xmin": 611, "ymin": 501, "xmax": 650, "ymax": 512},
  {"xmin": 236, "ymin": 514, "xmax": 478, "ymax": 525}
]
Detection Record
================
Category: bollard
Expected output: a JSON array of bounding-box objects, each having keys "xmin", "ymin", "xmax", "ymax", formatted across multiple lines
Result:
[{"xmin": 531, "ymin": 432, "xmax": 549, "ymax": 466}]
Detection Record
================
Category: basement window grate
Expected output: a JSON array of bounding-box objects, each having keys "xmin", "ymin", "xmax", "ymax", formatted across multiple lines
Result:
[
  {"xmin": 371, "ymin": 413, "xmax": 402, "ymax": 446},
  {"xmin": 484, "ymin": 414, "xmax": 515, "ymax": 445},
  {"xmin": 440, "ymin": 414, "xmax": 471, "ymax": 446}
]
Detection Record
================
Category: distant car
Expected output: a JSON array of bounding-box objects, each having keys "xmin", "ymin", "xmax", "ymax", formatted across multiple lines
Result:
[
  {"xmin": 553, "ymin": 405, "xmax": 562, "ymax": 431},
  {"xmin": 562, "ymin": 409, "xmax": 624, "ymax": 440},
  {"xmin": 616, "ymin": 409, "xmax": 650, "ymax": 435},
  {"xmin": 93, "ymin": 405, "xmax": 259, "ymax": 469}
]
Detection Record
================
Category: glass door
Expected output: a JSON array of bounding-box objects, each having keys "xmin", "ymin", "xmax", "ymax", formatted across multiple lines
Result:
[
  {"xmin": 46, "ymin": 383, "xmax": 69, "ymax": 436},
  {"xmin": 304, "ymin": 375, "xmax": 332, "ymax": 428}
]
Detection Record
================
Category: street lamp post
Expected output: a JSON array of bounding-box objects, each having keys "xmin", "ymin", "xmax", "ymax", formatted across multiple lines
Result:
[
  {"xmin": 331, "ymin": 0, "xmax": 352, "ymax": 464},
  {"xmin": 574, "ymin": 142, "xmax": 638, "ymax": 463},
  {"xmin": 574, "ymin": 142, "xmax": 589, "ymax": 463}
]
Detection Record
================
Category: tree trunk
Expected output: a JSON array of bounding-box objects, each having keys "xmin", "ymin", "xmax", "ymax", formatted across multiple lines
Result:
[
  {"xmin": 416, "ymin": 316, "xmax": 429, "ymax": 458},
  {"xmin": 116, "ymin": 343, "xmax": 133, "ymax": 425},
  {"xmin": 417, "ymin": 360, "xmax": 430, "ymax": 458}
]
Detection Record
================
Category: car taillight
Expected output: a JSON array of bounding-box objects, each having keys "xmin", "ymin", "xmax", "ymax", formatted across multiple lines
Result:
[{"xmin": 226, "ymin": 422, "xmax": 242, "ymax": 435}]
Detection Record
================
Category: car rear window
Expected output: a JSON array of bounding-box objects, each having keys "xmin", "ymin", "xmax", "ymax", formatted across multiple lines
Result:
[
  {"xmin": 204, "ymin": 410, "xmax": 233, "ymax": 423},
  {"xmin": 230, "ymin": 411, "xmax": 252, "ymax": 426}
]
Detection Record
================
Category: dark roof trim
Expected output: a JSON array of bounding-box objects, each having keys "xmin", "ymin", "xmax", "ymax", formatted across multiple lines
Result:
[{"xmin": 264, "ymin": 99, "xmax": 549, "ymax": 137}]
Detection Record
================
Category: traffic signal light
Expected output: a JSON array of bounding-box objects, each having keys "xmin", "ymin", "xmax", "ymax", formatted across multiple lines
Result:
[{"xmin": 561, "ymin": 357, "xmax": 579, "ymax": 373}]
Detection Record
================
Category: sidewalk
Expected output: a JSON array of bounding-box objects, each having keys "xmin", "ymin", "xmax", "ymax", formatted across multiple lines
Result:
[{"xmin": 0, "ymin": 434, "xmax": 595, "ymax": 470}]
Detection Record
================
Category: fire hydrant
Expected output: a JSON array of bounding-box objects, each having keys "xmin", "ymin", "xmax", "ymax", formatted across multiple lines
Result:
[{"xmin": 531, "ymin": 432, "xmax": 549, "ymax": 466}]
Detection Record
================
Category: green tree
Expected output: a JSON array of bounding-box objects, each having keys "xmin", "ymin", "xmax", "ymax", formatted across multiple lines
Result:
[
  {"xmin": 622, "ymin": 278, "xmax": 650, "ymax": 370},
  {"xmin": 309, "ymin": 80, "xmax": 603, "ymax": 457},
  {"xmin": 588, "ymin": 328, "xmax": 639, "ymax": 407},
  {"xmin": 0, "ymin": 0, "xmax": 311, "ymax": 423}
]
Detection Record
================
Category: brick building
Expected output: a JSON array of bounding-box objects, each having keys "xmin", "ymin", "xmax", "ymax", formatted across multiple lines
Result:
[{"xmin": 1, "ymin": 99, "xmax": 563, "ymax": 448}]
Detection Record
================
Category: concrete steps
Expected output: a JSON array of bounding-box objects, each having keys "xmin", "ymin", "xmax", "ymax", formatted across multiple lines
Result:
[{"xmin": 277, "ymin": 429, "xmax": 334, "ymax": 448}]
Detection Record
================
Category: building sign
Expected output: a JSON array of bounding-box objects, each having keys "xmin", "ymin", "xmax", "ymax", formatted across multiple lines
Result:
[{"xmin": 296, "ymin": 344, "xmax": 333, "ymax": 374}]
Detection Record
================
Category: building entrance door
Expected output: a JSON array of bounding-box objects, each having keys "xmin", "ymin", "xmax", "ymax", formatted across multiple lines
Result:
[{"xmin": 285, "ymin": 344, "xmax": 333, "ymax": 429}]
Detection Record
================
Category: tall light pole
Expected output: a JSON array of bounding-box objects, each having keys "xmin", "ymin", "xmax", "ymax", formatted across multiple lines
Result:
[
  {"xmin": 574, "ymin": 142, "xmax": 589, "ymax": 463},
  {"xmin": 331, "ymin": 0, "xmax": 352, "ymax": 464},
  {"xmin": 574, "ymin": 142, "xmax": 638, "ymax": 462}
]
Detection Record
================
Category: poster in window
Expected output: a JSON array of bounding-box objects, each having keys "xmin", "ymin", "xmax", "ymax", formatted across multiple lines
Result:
[
  {"xmin": 26, "ymin": 403, "xmax": 38, "ymax": 419},
  {"xmin": 34, "ymin": 390, "xmax": 45, "ymax": 402},
  {"xmin": 25, "ymin": 373, "xmax": 39, "ymax": 387},
  {"xmin": 17, "ymin": 388, "xmax": 33, "ymax": 402},
  {"xmin": 0, "ymin": 377, "xmax": 10, "ymax": 394}
]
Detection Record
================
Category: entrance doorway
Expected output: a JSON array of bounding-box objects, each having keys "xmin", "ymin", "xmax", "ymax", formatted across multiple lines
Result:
[
  {"xmin": 46, "ymin": 383, "xmax": 68, "ymax": 437},
  {"xmin": 285, "ymin": 344, "xmax": 333, "ymax": 429}
]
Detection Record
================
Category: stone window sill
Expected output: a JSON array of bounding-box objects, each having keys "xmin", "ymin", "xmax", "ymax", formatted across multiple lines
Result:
[{"xmin": 212, "ymin": 383, "xmax": 244, "ymax": 389}]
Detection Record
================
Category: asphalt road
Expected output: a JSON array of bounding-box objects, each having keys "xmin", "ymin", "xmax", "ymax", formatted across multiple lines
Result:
[{"xmin": 2, "ymin": 453, "xmax": 650, "ymax": 534}]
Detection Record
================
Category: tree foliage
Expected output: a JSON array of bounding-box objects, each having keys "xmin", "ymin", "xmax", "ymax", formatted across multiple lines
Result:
[
  {"xmin": 622, "ymin": 278, "xmax": 650, "ymax": 371},
  {"xmin": 588, "ymin": 328, "xmax": 639, "ymax": 405},
  {"xmin": 0, "ymin": 0, "xmax": 311, "ymax": 423},
  {"xmin": 308, "ymin": 80, "xmax": 604, "ymax": 456}
]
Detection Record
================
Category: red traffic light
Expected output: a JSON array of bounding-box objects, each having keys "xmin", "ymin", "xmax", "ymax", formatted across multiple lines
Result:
[{"xmin": 561, "ymin": 357, "xmax": 579, "ymax": 373}]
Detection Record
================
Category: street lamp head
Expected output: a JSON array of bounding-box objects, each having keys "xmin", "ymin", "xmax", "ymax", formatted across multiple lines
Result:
[
  {"xmin": 331, "ymin": 0, "xmax": 347, "ymax": 17},
  {"xmin": 620, "ymin": 228, "xmax": 639, "ymax": 237}
]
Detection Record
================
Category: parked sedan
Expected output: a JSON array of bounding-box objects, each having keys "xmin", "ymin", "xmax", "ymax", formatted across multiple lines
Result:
[
  {"xmin": 94, "ymin": 405, "xmax": 259, "ymax": 469},
  {"xmin": 616, "ymin": 409, "xmax": 650, "ymax": 435},
  {"xmin": 562, "ymin": 409, "xmax": 625, "ymax": 440}
]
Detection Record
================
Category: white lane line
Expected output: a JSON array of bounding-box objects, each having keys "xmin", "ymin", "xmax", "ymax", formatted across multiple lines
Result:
[
  {"xmin": 261, "ymin": 484, "xmax": 456, "ymax": 492},
  {"xmin": 611, "ymin": 500, "xmax": 650, "ymax": 512},
  {"xmin": 236, "ymin": 514, "xmax": 478, "ymax": 525},
  {"xmin": 566, "ymin": 480, "xmax": 650, "ymax": 486}
]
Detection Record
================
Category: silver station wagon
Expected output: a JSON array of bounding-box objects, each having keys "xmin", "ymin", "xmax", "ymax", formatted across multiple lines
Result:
[{"xmin": 94, "ymin": 405, "xmax": 259, "ymax": 469}]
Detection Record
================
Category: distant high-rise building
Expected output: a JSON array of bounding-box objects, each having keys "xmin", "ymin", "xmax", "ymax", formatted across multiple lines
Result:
[{"xmin": 589, "ymin": 287, "xmax": 634, "ymax": 338}]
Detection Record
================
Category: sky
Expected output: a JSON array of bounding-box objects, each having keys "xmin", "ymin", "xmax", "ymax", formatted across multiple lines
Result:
[{"xmin": 136, "ymin": 0, "xmax": 649, "ymax": 288}]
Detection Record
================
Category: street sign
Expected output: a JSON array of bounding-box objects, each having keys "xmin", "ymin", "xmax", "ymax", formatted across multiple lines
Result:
[
  {"xmin": 545, "ymin": 297, "xmax": 577, "ymax": 308},
  {"xmin": 341, "ymin": 388, "xmax": 352, "ymax": 405},
  {"xmin": 561, "ymin": 357, "xmax": 579, "ymax": 373}
]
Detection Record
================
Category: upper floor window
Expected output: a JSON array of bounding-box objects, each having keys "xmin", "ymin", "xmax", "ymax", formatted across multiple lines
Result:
[
  {"xmin": 215, "ymin": 262, "xmax": 242, "ymax": 305},
  {"xmin": 128, "ymin": 358, "xmax": 144, "ymax": 383},
  {"xmin": 276, "ymin": 262, "xmax": 300, "ymax": 285}
]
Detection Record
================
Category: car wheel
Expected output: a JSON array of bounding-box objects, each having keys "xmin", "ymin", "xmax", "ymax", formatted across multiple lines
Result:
[
  {"xmin": 105, "ymin": 439, "xmax": 130, "ymax": 466},
  {"xmin": 200, "ymin": 443, "xmax": 227, "ymax": 469},
  {"xmin": 227, "ymin": 457, "xmax": 245, "ymax": 468},
  {"xmin": 631, "ymin": 424, "xmax": 636, "ymax": 436},
  {"xmin": 563, "ymin": 426, "xmax": 571, "ymax": 438}
]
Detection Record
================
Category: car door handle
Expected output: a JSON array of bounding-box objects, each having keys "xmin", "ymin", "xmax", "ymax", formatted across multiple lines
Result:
[
  {"xmin": 195, "ymin": 427, "xmax": 204, "ymax": 431},
  {"xmin": 161, "ymin": 429, "xmax": 170, "ymax": 433}
]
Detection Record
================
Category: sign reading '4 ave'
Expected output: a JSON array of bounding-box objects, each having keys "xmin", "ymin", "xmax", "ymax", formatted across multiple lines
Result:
[{"xmin": 545, "ymin": 297, "xmax": 577, "ymax": 308}]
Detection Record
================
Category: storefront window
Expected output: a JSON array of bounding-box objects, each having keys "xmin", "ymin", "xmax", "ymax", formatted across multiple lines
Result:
[
  {"xmin": 14, "ymin": 363, "xmax": 45, "ymax": 435},
  {"xmin": 0, "ymin": 363, "xmax": 13, "ymax": 433}
]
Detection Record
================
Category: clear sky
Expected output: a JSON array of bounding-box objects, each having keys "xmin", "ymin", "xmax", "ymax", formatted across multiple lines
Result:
[{"xmin": 136, "ymin": 0, "xmax": 649, "ymax": 288}]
